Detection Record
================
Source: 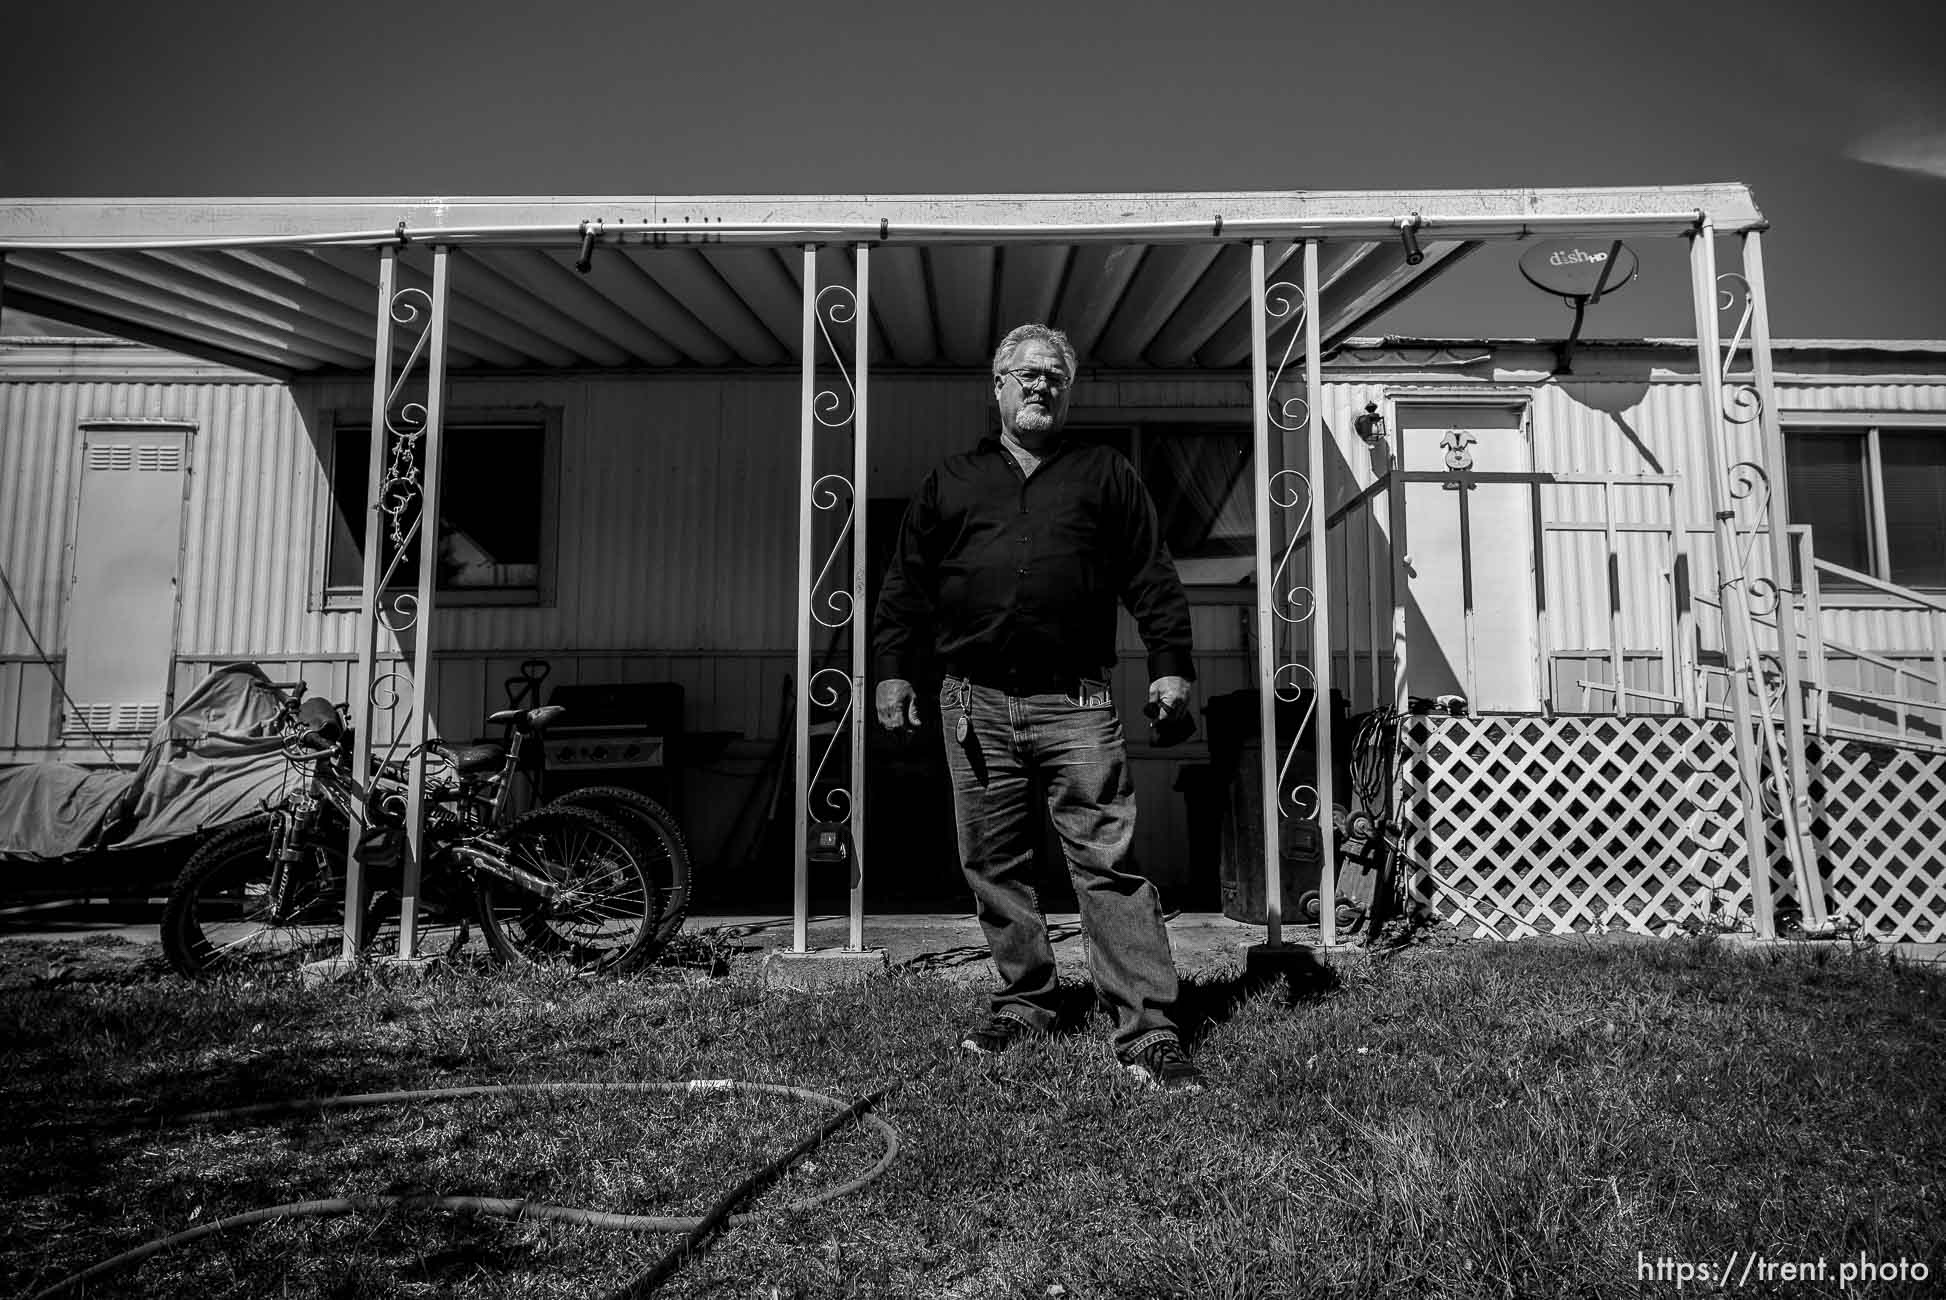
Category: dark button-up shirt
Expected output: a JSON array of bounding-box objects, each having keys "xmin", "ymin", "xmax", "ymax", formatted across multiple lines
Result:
[{"xmin": 873, "ymin": 435, "xmax": 1196, "ymax": 689}]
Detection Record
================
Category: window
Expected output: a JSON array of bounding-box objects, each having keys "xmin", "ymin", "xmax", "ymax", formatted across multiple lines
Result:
[
  {"xmin": 1786, "ymin": 423, "xmax": 1946, "ymax": 589},
  {"xmin": 1071, "ymin": 420, "xmax": 1254, "ymax": 585},
  {"xmin": 324, "ymin": 416, "xmax": 553, "ymax": 603}
]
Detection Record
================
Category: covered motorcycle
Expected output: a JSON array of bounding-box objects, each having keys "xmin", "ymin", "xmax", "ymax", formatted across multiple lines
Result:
[{"xmin": 0, "ymin": 664, "xmax": 290, "ymax": 868}]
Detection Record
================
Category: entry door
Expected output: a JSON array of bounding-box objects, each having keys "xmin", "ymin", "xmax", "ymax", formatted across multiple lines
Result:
[
  {"xmin": 61, "ymin": 427, "xmax": 191, "ymax": 740},
  {"xmin": 1397, "ymin": 404, "xmax": 1541, "ymax": 713}
]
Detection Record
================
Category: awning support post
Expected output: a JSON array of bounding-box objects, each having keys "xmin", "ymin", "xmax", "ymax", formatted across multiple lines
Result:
[
  {"xmin": 398, "ymin": 246, "xmax": 452, "ymax": 960},
  {"xmin": 1688, "ymin": 223, "xmax": 1778, "ymax": 938},
  {"xmin": 1249, "ymin": 241, "xmax": 1333, "ymax": 946},
  {"xmin": 792, "ymin": 244, "xmax": 816, "ymax": 955},
  {"xmin": 848, "ymin": 244, "xmax": 870, "ymax": 953},
  {"xmin": 1742, "ymin": 229, "xmax": 1826, "ymax": 930},
  {"xmin": 1248, "ymin": 242, "xmax": 1284, "ymax": 946},
  {"xmin": 791, "ymin": 245, "xmax": 868, "ymax": 955},
  {"xmin": 1304, "ymin": 241, "xmax": 1338, "ymax": 944},
  {"xmin": 344, "ymin": 248, "xmax": 398, "ymax": 957},
  {"xmin": 344, "ymin": 244, "xmax": 450, "ymax": 962}
]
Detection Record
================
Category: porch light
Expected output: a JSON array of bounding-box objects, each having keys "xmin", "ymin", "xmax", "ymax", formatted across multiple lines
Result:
[{"xmin": 1354, "ymin": 402, "xmax": 1387, "ymax": 445}]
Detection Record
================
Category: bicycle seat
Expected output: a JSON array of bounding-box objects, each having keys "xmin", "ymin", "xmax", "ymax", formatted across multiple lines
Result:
[
  {"xmin": 487, "ymin": 705, "xmax": 566, "ymax": 732},
  {"xmin": 438, "ymin": 741, "xmax": 508, "ymax": 773}
]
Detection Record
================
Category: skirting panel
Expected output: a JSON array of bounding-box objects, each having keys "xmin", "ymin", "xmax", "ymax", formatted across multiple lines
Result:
[
  {"xmin": 1397, "ymin": 716, "xmax": 1748, "ymax": 939},
  {"xmin": 1769, "ymin": 740, "xmax": 1946, "ymax": 942},
  {"xmin": 1398, "ymin": 716, "xmax": 1946, "ymax": 942}
]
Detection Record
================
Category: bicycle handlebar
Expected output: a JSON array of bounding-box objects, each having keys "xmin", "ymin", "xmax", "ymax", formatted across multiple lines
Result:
[{"xmin": 281, "ymin": 727, "xmax": 341, "ymax": 761}]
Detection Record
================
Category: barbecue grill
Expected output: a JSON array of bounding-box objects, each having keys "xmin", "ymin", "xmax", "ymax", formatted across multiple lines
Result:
[{"xmin": 542, "ymin": 682, "xmax": 685, "ymax": 813}]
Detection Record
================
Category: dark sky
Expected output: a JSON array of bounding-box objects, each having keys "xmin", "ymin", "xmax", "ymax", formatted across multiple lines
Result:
[{"xmin": 3, "ymin": 0, "xmax": 1942, "ymax": 340}]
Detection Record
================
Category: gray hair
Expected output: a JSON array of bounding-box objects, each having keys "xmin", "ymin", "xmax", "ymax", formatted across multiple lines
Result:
[{"xmin": 991, "ymin": 323, "xmax": 1077, "ymax": 379}]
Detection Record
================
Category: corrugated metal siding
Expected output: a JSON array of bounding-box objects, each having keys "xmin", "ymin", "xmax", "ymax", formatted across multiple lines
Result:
[
  {"xmin": 1776, "ymin": 382, "xmax": 1946, "ymax": 414},
  {"xmin": 174, "ymin": 381, "xmax": 320, "ymax": 656},
  {"xmin": 249, "ymin": 374, "xmax": 990, "ymax": 658},
  {"xmin": 236, "ymin": 375, "xmax": 735, "ymax": 654},
  {"xmin": 1817, "ymin": 655, "xmax": 1946, "ymax": 746},
  {"xmin": 1809, "ymin": 607, "xmax": 1944, "ymax": 655},
  {"xmin": 863, "ymin": 377, "xmax": 990, "ymax": 496},
  {"xmin": 1548, "ymin": 653, "xmax": 1682, "ymax": 716},
  {"xmin": 2, "ymin": 377, "xmax": 315, "ymax": 661},
  {"xmin": 1302, "ymin": 374, "xmax": 1943, "ymax": 702},
  {"xmin": 1540, "ymin": 528, "xmax": 1681, "ymax": 653},
  {"xmin": 11, "ymin": 358, "xmax": 1944, "ymax": 884},
  {"xmin": 0, "ymin": 661, "xmax": 58, "ymax": 748},
  {"xmin": 1309, "ymin": 380, "xmax": 1706, "ymax": 702},
  {"xmin": 10, "ymin": 366, "xmax": 1943, "ymax": 703},
  {"xmin": 0, "ymin": 380, "xmax": 81, "ymax": 658},
  {"xmin": 6, "ymin": 366, "xmax": 1275, "ymax": 672}
]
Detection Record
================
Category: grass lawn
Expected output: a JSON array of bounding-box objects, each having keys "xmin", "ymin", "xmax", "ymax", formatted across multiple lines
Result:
[{"xmin": 2, "ymin": 930, "xmax": 1941, "ymax": 1298}]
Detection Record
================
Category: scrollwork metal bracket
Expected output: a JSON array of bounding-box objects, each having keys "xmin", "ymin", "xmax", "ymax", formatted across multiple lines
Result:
[
  {"xmin": 1715, "ymin": 272, "xmax": 1763, "ymax": 428},
  {"xmin": 804, "ymin": 279, "xmax": 860, "ymax": 830},
  {"xmin": 1264, "ymin": 276, "xmax": 1319, "ymax": 825}
]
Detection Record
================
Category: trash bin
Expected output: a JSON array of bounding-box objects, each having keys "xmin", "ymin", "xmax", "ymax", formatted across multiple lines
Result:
[{"xmin": 1206, "ymin": 688, "xmax": 1350, "ymax": 926}]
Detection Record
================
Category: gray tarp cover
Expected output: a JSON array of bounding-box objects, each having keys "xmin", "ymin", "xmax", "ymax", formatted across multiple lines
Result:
[{"xmin": 0, "ymin": 664, "xmax": 291, "ymax": 864}]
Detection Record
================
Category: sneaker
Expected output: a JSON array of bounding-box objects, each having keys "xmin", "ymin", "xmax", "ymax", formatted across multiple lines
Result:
[
  {"xmin": 1120, "ymin": 1038, "xmax": 1206, "ymax": 1093},
  {"xmin": 960, "ymin": 1013, "xmax": 1037, "ymax": 1056}
]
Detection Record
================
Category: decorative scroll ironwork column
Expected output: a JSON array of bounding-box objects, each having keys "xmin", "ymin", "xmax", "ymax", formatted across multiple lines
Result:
[
  {"xmin": 1717, "ymin": 234, "xmax": 1826, "ymax": 928},
  {"xmin": 398, "ymin": 249, "xmax": 452, "ymax": 959},
  {"xmin": 1249, "ymin": 240, "xmax": 1333, "ymax": 946},
  {"xmin": 1687, "ymin": 223, "xmax": 1778, "ymax": 938},
  {"xmin": 793, "ymin": 246, "xmax": 815, "ymax": 954},
  {"xmin": 792, "ymin": 245, "xmax": 868, "ymax": 953},
  {"xmin": 1303, "ymin": 242, "xmax": 1338, "ymax": 942},
  {"xmin": 345, "ymin": 245, "xmax": 451, "ymax": 960},
  {"xmin": 848, "ymin": 245, "xmax": 869, "ymax": 952}
]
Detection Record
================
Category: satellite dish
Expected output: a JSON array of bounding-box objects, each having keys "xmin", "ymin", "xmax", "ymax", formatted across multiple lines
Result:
[
  {"xmin": 1518, "ymin": 238, "xmax": 1638, "ymax": 375},
  {"xmin": 1518, "ymin": 240, "xmax": 1639, "ymax": 300}
]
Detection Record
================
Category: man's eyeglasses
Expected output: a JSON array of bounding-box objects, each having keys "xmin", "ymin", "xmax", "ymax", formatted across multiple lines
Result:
[{"xmin": 1002, "ymin": 368, "xmax": 1071, "ymax": 393}]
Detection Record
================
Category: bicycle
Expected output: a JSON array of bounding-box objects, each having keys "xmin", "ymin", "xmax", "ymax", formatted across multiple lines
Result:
[
  {"xmin": 491, "ymin": 660, "xmax": 692, "ymax": 950},
  {"xmin": 544, "ymin": 780, "xmax": 690, "ymax": 950},
  {"xmin": 161, "ymin": 682, "xmax": 665, "ymax": 978}
]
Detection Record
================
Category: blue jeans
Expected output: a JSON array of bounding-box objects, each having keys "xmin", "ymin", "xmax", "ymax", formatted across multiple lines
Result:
[{"xmin": 940, "ymin": 674, "xmax": 1181, "ymax": 1056}]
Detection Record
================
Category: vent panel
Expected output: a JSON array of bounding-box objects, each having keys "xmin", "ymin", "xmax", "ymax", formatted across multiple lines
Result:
[{"xmin": 62, "ymin": 702, "xmax": 163, "ymax": 736}]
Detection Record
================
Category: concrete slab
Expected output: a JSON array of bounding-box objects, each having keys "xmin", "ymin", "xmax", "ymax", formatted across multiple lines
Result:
[
  {"xmin": 297, "ymin": 957, "xmax": 364, "ymax": 987},
  {"xmin": 697, "ymin": 911, "xmax": 1280, "ymax": 970},
  {"xmin": 373, "ymin": 954, "xmax": 442, "ymax": 978},
  {"xmin": 1240, "ymin": 941, "xmax": 1336, "ymax": 993},
  {"xmin": 6, "ymin": 898, "xmax": 1939, "ymax": 972},
  {"xmin": 759, "ymin": 947, "xmax": 890, "ymax": 992},
  {"xmin": 1724, "ymin": 934, "xmax": 1946, "ymax": 963}
]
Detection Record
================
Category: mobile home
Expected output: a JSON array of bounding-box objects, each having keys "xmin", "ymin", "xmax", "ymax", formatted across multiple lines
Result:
[{"xmin": 3, "ymin": 189, "xmax": 1941, "ymax": 944}]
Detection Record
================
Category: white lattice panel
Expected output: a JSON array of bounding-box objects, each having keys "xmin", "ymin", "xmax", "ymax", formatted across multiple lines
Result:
[
  {"xmin": 1398, "ymin": 717, "xmax": 1748, "ymax": 938},
  {"xmin": 1765, "ymin": 740, "xmax": 1946, "ymax": 942}
]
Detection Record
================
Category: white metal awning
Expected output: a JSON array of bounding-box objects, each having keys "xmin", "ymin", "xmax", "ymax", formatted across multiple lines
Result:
[{"xmin": 0, "ymin": 187, "xmax": 1763, "ymax": 379}]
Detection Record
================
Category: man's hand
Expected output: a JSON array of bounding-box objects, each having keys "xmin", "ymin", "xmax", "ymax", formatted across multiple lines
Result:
[
  {"xmin": 1147, "ymin": 675, "xmax": 1193, "ymax": 719},
  {"xmin": 876, "ymin": 678, "xmax": 923, "ymax": 733}
]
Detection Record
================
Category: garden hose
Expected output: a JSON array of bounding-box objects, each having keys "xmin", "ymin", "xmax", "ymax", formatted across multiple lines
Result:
[
  {"xmin": 608, "ymin": 1084, "xmax": 892, "ymax": 1299},
  {"xmin": 26, "ymin": 1079, "xmax": 900, "ymax": 1300}
]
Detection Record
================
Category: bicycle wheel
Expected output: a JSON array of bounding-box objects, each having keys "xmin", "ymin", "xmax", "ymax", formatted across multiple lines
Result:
[
  {"xmin": 471, "ymin": 805, "xmax": 659, "ymax": 974},
  {"xmin": 161, "ymin": 813, "xmax": 347, "ymax": 978},
  {"xmin": 547, "ymin": 785, "xmax": 691, "ymax": 947}
]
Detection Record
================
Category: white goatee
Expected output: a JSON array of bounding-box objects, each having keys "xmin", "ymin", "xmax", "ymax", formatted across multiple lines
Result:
[{"xmin": 1014, "ymin": 406, "xmax": 1054, "ymax": 435}]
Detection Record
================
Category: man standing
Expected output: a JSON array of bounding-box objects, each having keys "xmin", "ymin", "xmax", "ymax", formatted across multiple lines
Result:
[{"xmin": 872, "ymin": 323, "xmax": 1204, "ymax": 1093}]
